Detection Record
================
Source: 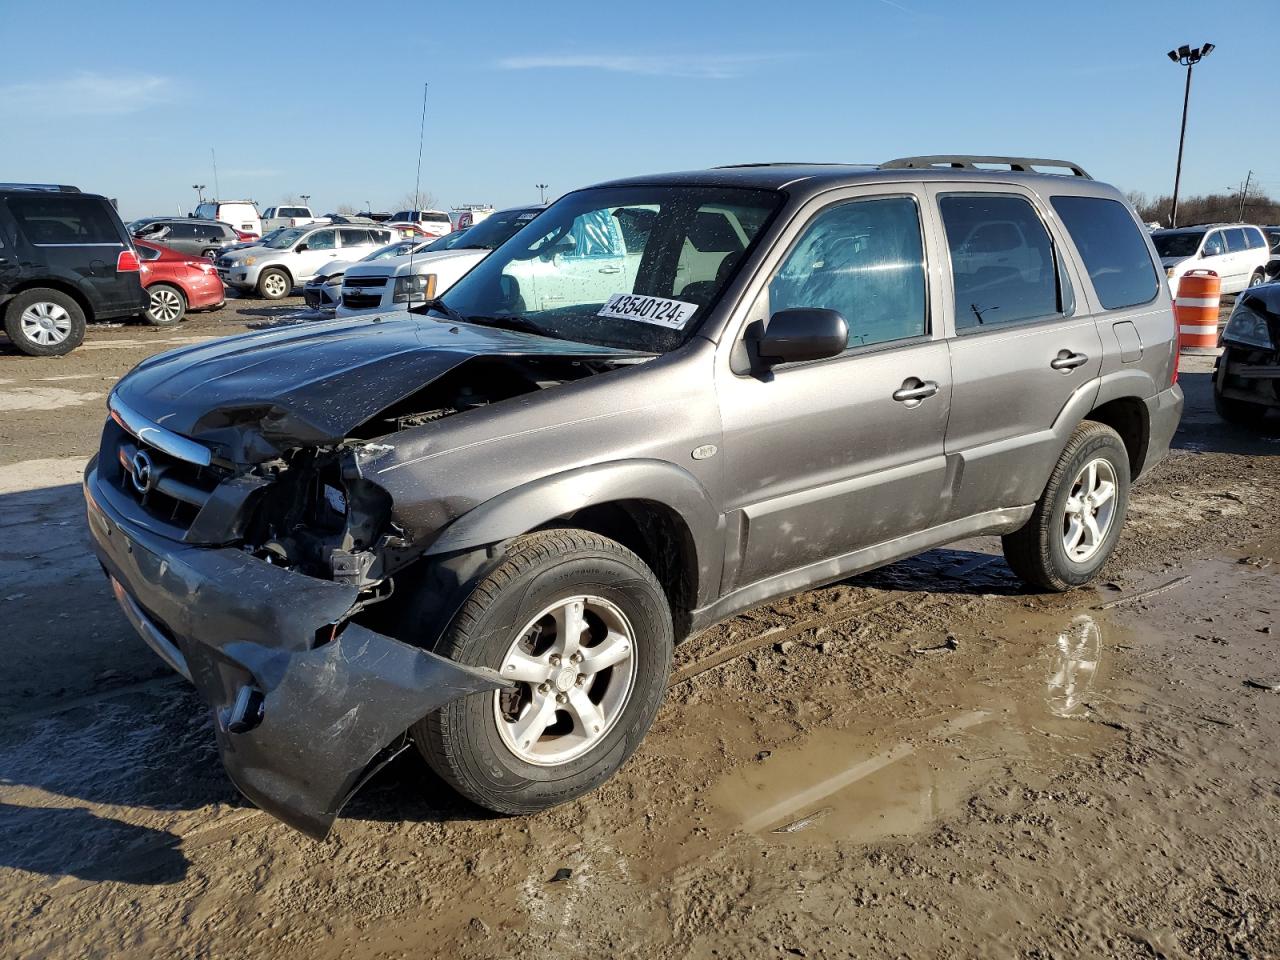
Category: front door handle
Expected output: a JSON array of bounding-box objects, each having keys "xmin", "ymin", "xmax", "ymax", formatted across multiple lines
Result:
[
  {"xmin": 598, "ymin": 265, "xmax": 623, "ymax": 274},
  {"xmin": 892, "ymin": 379, "xmax": 939, "ymax": 404},
  {"xmin": 1050, "ymin": 350, "xmax": 1089, "ymax": 372}
]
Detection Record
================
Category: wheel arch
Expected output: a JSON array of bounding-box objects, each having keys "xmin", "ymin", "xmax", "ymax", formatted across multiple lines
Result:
[
  {"xmin": 4, "ymin": 278, "xmax": 95, "ymax": 320},
  {"xmin": 421, "ymin": 459, "xmax": 723, "ymax": 639},
  {"xmin": 1086, "ymin": 394, "xmax": 1151, "ymax": 480}
]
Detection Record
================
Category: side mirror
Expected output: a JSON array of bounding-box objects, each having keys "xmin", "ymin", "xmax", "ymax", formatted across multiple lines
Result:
[
  {"xmin": 755, "ymin": 309, "xmax": 848, "ymax": 367},
  {"xmin": 295, "ymin": 243, "xmax": 309, "ymax": 252}
]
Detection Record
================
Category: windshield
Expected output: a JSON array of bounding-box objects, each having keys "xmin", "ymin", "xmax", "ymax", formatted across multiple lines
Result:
[
  {"xmin": 362, "ymin": 240, "xmax": 423, "ymax": 261},
  {"xmin": 435, "ymin": 186, "xmax": 781, "ymax": 352},
  {"xmin": 264, "ymin": 227, "xmax": 306, "ymax": 249},
  {"xmin": 1152, "ymin": 231, "xmax": 1204, "ymax": 258}
]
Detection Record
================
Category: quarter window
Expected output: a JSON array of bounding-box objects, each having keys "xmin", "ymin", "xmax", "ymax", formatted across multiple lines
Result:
[
  {"xmin": 939, "ymin": 194, "xmax": 1062, "ymax": 332},
  {"xmin": 768, "ymin": 196, "xmax": 927, "ymax": 349},
  {"xmin": 1050, "ymin": 196, "xmax": 1158, "ymax": 309}
]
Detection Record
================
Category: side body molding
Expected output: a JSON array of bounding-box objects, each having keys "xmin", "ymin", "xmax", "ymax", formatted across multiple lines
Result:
[{"xmin": 424, "ymin": 459, "xmax": 725, "ymax": 609}]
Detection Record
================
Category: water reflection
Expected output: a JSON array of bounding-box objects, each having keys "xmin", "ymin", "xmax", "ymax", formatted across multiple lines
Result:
[{"xmin": 1046, "ymin": 614, "xmax": 1101, "ymax": 717}]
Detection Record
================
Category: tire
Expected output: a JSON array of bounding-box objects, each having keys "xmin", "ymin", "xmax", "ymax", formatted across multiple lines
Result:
[
  {"xmin": 200, "ymin": 248, "xmax": 218, "ymax": 261},
  {"xmin": 1248, "ymin": 269, "xmax": 1265, "ymax": 288},
  {"xmin": 143, "ymin": 283, "xmax": 186, "ymax": 327},
  {"xmin": 257, "ymin": 267, "xmax": 291, "ymax": 300},
  {"xmin": 413, "ymin": 530, "xmax": 673, "ymax": 814},
  {"xmin": 3, "ymin": 288, "xmax": 87, "ymax": 357},
  {"xmin": 1214, "ymin": 388, "xmax": 1270, "ymax": 426},
  {"xmin": 1002, "ymin": 421, "xmax": 1131, "ymax": 592}
]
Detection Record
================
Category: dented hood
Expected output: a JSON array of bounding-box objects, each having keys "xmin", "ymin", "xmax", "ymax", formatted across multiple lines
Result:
[{"xmin": 113, "ymin": 313, "xmax": 640, "ymax": 460}]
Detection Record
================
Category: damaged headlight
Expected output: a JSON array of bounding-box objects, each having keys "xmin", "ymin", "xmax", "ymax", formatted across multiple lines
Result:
[
  {"xmin": 1221, "ymin": 303, "xmax": 1274, "ymax": 349},
  {"xmin": 393, "ymin": 273, "xmax": 437, "ymax": 304}
]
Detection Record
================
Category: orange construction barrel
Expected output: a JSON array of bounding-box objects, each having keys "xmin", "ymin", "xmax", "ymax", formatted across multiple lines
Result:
[{"xmin": 1174, "ymin": 269, "xmax": 1222, "ymax": 352}]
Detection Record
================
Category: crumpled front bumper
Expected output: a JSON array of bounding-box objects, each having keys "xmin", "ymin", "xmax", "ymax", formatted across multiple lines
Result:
[{"xmin": 83, "ymin": 458, "xmax": 506, "ymax": 838}]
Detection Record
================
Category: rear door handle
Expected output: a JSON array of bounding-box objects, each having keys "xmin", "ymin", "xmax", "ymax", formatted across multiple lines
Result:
[
  {"xmin": 598, "ymin": 265, "xmax": 623, "ymax": 274},
  {"xmin": 1050, "ymin": 351, "xmax": 1089, "ymax": 371},
  {"xmin": 892, "ymin": 379, "xmax": 939, "ymax": 403}
]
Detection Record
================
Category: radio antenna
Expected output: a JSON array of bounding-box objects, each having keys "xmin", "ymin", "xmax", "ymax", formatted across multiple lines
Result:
[
  {"xmin": 407, "ymin": 82, "xmax": 429, "ymax": 305},
  {"xmin": 210, "ymin": 148, "xmax": 221, "ymax": 202}
]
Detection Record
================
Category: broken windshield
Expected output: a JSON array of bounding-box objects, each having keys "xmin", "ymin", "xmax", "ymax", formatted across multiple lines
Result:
[{"xmin": 432, "ymin": 185, "xmax": 783, "ymax": 352}]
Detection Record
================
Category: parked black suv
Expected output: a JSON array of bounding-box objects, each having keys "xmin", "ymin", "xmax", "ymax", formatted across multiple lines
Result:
[
  {"xmin": 0, "ymin": 183, "xmax": 148, "ymax": 356},
  {"xmin": 128, "ymin": 217, "xmax": 241, "ymax": 260}
]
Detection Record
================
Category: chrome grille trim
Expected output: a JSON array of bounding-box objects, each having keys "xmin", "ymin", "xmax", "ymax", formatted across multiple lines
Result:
[{"xmin": 108, "ymin": 394, "xmax": 213, "ymax": 467}]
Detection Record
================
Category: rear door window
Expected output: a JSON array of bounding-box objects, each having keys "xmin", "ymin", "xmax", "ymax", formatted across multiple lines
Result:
[
  {"xmin": 339, "ymin": 228, "xmax": 374, "ymax": 247},
  {"xmin": 939, "ymin": 194, "xmax": 1064, "ymax": 332},
  {"xmin": 8, "ymin": 196, "xmax": 120, "ymax": 245},
  {"xmin": 1050, "ymin": 196, "xmax": 1159, "ymax": 309},
  {"xmin": 1225, "ymin": 228, "xmax": 1249, "ymax": 253},
  {"xmin": 768, "ymin": 195, "xmax": 927, "ymax": 349}
]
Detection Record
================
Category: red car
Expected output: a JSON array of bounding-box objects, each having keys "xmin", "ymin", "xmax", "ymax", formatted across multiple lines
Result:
[{"xmin": 136, "ymin": 238, "xmax": 225, "ymax": 326}]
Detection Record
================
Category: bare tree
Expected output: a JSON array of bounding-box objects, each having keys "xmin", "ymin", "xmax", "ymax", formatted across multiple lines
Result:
[
  {"xmin": 1130, "ymin": 191, "xmax": 1280, "ymax": 227},
  {"xmin": 396, "ymin": 190, "xmax": 437, "ymax": 212},
  {"xmin": 334, "ymin": 203, "xmax": 358, "ymax": 216},
  {"xmin": 280, "ymin": 194, "xmax": 303, "ymax": 206}
]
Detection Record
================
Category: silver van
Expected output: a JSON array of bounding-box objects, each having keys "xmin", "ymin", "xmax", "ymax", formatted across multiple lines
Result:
[{"xmin": 87, "ymin": 155, "xmax": 1182, "ymax": 836}]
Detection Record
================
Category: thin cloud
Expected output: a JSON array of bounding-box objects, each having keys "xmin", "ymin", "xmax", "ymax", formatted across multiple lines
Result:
[
  {"xmin": 495, "ymin": 52, "xmax": 787, "ymax": 80},
  {"xmin": 0, "ymin": 71, "xmax": 172, "ymax": 116}
]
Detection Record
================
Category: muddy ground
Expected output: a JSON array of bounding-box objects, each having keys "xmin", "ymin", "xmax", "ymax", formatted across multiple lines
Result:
[{"xmin": 2, "ymin": 299, "xmax": 1279, "ymax": 959}]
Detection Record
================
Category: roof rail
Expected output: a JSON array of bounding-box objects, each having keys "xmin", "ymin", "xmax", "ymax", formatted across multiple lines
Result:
[
  {"xmin": 712, "ymin": 162, "xmax": 873, "ymax": 169},
  {"xmin": 879, "ymin": 155, "xmax": 1092, "ymax": 179},
  {"xmin": 0, "ymin": 182, "xmax": 81, "ymax": 193}
]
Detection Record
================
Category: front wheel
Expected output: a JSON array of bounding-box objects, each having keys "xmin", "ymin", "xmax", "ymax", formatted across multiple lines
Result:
[
  {"xmin": 414, "ymin": 530, "xmax": 673, "ymax": 814},
  {"xmin": 144, "ymin": 283, "xmax": 186, "ymax": 326},
  {"xmin": 1002, "ymin": 421, "xmax": 1131, "ymax": 591},
  {"xmin": 257, "ymin": 268, "xmax": 291, "ymax": 300}
]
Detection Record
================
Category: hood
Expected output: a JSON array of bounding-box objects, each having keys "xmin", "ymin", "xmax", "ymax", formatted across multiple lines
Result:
[
  {"xmin": 310, "ymin": 259, "xmax": 354, "ymax": 283},
  {"xmin": 344, "ymin": 247, "xmax": 486, "ymax": 280},
  {"xmin": 113, "ymin": 313, "xmax": 642, "ymax": 462},
  {"xmin": 1160, "ymin": 255, "xmax": 1190, "ymax": 269}
]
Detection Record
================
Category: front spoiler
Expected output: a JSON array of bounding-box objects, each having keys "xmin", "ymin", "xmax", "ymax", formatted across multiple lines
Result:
[{"xmin": 84, "ymin": 460, "xmax": 505, "ymax": 838}]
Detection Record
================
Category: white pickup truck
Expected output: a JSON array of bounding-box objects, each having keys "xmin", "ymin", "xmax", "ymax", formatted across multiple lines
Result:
[{"xmin": 261, "ymin": 205, "xmax": 325, "ymax": 233}]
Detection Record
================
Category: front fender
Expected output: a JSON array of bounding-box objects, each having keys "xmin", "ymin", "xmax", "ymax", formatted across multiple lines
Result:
[{"xmin": 424, "ymin": 458, "xmax": 724, "ymax": 607}]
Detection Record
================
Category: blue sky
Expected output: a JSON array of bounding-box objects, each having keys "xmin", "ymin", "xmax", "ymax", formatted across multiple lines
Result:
[{"xmin": 1, "ymin": 0, "xmax": 1273, "ymax": 219}]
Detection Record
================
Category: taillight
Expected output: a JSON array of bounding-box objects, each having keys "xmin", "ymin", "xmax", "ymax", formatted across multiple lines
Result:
[
  {"xmin": 116, "ymin": 249, "xmax": 140, "ymax": 272},
  {"xmin": 1171, "ymin": 342, "xmax": 1180, "ymax": 385}
]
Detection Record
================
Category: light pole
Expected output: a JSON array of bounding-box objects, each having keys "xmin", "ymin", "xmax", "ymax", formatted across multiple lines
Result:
[
  {"xmin": 192, "ymin": 184, "xmax": 206, "ymax": 207},
  {"xmin": 1166, "ymin": 42, "xmax": 1214, "ymax": 228},
  {"xmin": 536, "ymin": 183, "xmax": 549, "ymax": 204},
  {"xmin": 300, "ymin": 194, "xmax": 311, "ymax": 210}
]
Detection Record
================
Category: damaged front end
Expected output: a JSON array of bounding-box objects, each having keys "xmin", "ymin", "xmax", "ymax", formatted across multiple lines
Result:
[
  {"xmin": 86, "ymin": 317, "xmax": 644, "ymax": 836},
  {"xmin": 1218, "ymin": 287, "xmax": 1280, "ymax": 411}
]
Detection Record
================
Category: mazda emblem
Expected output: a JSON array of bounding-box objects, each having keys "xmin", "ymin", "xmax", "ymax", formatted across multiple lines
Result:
[{"xmin": 130, "ymin": 450, "xmax": 154, "ymax": 494}]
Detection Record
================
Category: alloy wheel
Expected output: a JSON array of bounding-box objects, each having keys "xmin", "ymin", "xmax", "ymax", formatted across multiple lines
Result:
[
  {"xmin": 493, "ymin": 595, "xmax": 637, "ymax": 766},
  {"xmin": 1062, "ymin": 458, "xmax": 1118, "ymax": 563},
  {"xmin": 148, "ymin": 288, "xmax": 183, "ymax": 324}
]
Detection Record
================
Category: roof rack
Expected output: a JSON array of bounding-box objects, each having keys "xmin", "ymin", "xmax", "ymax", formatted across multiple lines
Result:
[
  {"xmin": 879, "ymin": 155, "xmax": 1092, "ymax": 179},
  {"xmin": 0, "ymin": 182, "xmax": 81, "ymax": 193}
]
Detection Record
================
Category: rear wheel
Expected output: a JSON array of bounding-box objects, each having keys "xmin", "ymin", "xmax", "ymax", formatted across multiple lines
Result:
[
  {"xmin": 144, "ymin": 283, "xmax": 186, "ymax": 326},
  {"xmin": 3, "ymin": 288, "xmax": 87, "ymax": 357},
  {"xmin": 1248, "ymin": 269, "xmax": 1266, "ymax": 288},
  {"xmin": 1002, "ymin": 421, "xmax": 1131, "ymax": 591},
  {"xmin": 413, "ymin": 530, "xmax": 673, "ymax": 814},
  {"xmin": 200, "ymin": 248, "xmax": 218, "ymax": 260},
  {"xmin": 257, "ymin": 268, "xmax": 291, "ymax": 300}
]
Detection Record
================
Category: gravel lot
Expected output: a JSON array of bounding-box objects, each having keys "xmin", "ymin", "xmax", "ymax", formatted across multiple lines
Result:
[{"xmin": 2, "ymin": 297, "xmax": 1279, "ymax": 959}]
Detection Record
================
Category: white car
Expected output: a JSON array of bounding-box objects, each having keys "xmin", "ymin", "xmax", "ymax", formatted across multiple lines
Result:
[
  {"xmin": 216, "ymin": 222, "xmax": 396, "ymax": 299},
  {"xmin": 261, "ymin": 205, "xmax": 324, "ymax": 232},
  {"xmin": 193, "ymin": 200, "xmax": 262, "ymax": 238},
  {"xmin": 302, "ymin": 238, "xmax": 429, "ymax": 312},
  {"xmin": 337, "ymin": 205, "xmax": 543, "ymax": 316},
  {"xmin": 1152, "ymin": 224, "xmax": 1271, "ymax": 295},
  {"xmin": 389, "ymin": 208, "xmax": 453, "ymax": 238}
]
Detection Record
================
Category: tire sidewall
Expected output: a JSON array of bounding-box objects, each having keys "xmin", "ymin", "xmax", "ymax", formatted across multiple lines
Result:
[
  {"xmin": 1044, "ymin": 432, "xmax": 1130, "ymax": 585},
  {"xmin": 438, "ymin": 548, "xmax": 672, "ymax": 808},
  {"xmin": 4, "ymin": 289, "xmax": 87, "ymax": 357}
]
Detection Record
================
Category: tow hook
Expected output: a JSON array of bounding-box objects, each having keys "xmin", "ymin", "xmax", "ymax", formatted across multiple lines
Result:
[{"xmin": 220, "ymin": 685, "xmax": 266, "ymax": 734}]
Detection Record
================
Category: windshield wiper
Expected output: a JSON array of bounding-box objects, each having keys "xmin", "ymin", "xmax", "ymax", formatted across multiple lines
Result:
[{"xmin": 419, "ymin": 298, "xmax": 466, "ymax": 324}]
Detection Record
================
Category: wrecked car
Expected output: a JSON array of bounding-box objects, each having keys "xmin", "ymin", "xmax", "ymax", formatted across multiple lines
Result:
[
  {"xmin": 86, "ymin": 156, "xmax": 1183, "ymax": 837},
  {"xmin": 1215, "ymin": 281, "xmax": 1280, "ymax": 426}
]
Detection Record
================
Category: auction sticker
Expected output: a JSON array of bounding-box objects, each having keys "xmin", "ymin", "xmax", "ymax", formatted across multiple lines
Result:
[{"xmin": 598, "ymin": 293, "xmax": 698, "ymax": 328}]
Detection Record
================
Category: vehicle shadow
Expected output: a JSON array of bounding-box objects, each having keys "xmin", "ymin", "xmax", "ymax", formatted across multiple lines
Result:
[
  {"xmin": 0, "ymin": 802, "xmax": 188, "ymax": 885},
  {"xmin": 847, "ymin": 545, "xmax": 1029, "ymax": 597},
  {"xmin": 1174, "ymin": 370, "xmax": 1280, "ymax": 455}
]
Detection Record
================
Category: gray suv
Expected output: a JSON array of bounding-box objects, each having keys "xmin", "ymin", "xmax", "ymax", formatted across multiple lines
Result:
[{"xmin": 85, "ymin": 156, "xmax": 1182, "ymax": 837}]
